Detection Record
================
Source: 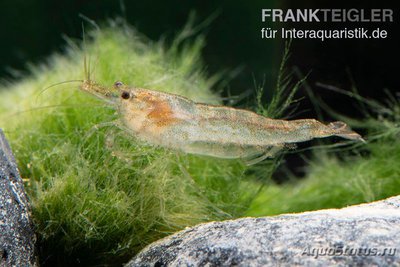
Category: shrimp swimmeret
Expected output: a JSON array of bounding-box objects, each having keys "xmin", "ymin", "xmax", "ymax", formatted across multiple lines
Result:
[{"xmin": 81, "ymin": 79, "xmax": 364, "ymax": 165}]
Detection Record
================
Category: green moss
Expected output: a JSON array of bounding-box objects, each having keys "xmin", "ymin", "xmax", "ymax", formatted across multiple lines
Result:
[{"xmin": 0, "ymin": 21, "xmax": 261, "ymax": 266}]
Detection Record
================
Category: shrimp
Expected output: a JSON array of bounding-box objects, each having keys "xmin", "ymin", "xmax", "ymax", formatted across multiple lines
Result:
[{"xmin": 80, "ymin": 78, "xmax": 364, "ymax": 165}]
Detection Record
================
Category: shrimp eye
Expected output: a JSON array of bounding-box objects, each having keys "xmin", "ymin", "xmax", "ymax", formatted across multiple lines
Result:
[
  {"xmin": 121, "ymin": 91, "xmax": 130, "ymax": 100},
  {"xmin": 114, "ymin": 81, "xmax": 123, "ymax": 87}
]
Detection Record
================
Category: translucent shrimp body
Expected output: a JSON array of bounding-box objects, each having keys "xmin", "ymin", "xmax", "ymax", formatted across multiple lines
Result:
[{"xmin": 82, "ymin": 80, "xmax": 364, "ymax": 164}]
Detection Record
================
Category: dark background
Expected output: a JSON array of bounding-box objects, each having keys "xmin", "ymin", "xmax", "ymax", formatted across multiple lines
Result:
[{"xmin": 0, "ymin": 0, "xmax": 398, "ymax": 175}]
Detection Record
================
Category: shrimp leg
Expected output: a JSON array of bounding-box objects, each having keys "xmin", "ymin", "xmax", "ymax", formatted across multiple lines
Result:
[{"xmin": 243, "ymin": 145, "xmax": 284, "ymax": 166}]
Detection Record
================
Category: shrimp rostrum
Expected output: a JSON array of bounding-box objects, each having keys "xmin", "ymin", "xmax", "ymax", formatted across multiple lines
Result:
[{"xmin": 81, "ymin": 79, "xmax": 364, "ymax": 165}]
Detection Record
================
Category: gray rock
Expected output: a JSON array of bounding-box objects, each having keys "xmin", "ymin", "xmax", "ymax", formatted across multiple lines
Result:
[
  {"xmin": 127, "ymin": 196, "xmax": 400, "ymax": 267},
  {"xmin": 0, "ymin": 129, "xmax": 37, "ymax": 266}
]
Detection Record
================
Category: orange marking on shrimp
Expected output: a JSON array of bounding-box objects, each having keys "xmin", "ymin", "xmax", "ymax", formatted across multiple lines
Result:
[{"xmin": 143, "ymin": 97, "xmax": 179, "ymax": 127}]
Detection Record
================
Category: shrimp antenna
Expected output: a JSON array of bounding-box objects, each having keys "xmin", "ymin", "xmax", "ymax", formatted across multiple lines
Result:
[
  {"xmin": 79, "ymin": 15, "xmax": 101, "ymax": 83},
  {"xmin": 37, "ymin": 80, "xmax": 83, "ymax": 98},
  {"xmin": 81, "ymin": 23, "xmax": 90, "ymax": 82}
]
